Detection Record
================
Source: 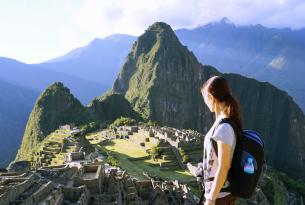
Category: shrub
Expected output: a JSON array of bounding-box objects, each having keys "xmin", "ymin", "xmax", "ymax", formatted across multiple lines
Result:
[
  {"xmin": 107, "ymin": 155, "xmax": 118, "ymax": 167},
  {"xmin": 182, "ymin": 155, "xmax": 190, "ymax": 163},
  {"xmin": 150, "ymin": 145, "xmax": 161, "ymax": 161},
  {"xmin": 109, "ymin": 117, "xmax": 137, "ymax": 128},
  {"xmin": 179, "ymin": 147, "xmax": 189, "ymax": 163},
  {"xmin": 81, "ymin": 121, "xmax": 100, "ymax": 134}
]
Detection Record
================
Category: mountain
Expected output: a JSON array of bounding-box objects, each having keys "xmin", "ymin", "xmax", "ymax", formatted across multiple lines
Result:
[
  {"xmin": 16, "ymin": 82, "xmax": 141, "ymax": 161},
  {"xmin": 39, "ymin": 34, "xmax": 136, "ymax": 86},
  {"xmin": 0, "ymin": 79, "xmax": 38, "ymax": 167},
  {"xmin": 0, "ymin": 56, "xmax": 108, "ymax": 166},
  {"xmin": 15, "ymin": 82, "xmax": 92, "ymax": 160},
  {"xmin": 175, "ymin": 17, "xmax": 305, "ymax": 113},
  {"xmin": 0, "ymin": 57, "xmax": 107, "ymax": 105},
  {"xmin": 112, "ymin": 22, "xmax": 305, "ymax": 180},
  {"xmin": 36, "ymin": 21, "xmax": 305, "ymax": 114},
  {"xmin": 88, "ymin": 93, "xmax": 142, "ymax": 122}
]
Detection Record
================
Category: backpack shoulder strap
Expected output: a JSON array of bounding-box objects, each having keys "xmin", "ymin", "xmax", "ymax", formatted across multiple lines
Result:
[{"xmin": 211, "ymin": 118, "xmax": 240, "ymax": 157}]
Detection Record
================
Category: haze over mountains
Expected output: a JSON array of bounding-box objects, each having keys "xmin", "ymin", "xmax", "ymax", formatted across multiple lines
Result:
[
  {"xmin": 0, "ymin": 79, "xmax": 38, "ymax": 167},
  {"xmin": 40, "ymin": 34, "xmax": 136, "ymax": 86},
  {"xmin": 0, "ymin": 57, "xmax": 108, "ymax": 105}
]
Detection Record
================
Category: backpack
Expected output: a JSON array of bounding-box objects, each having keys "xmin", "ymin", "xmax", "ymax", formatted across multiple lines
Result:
[{"xmin": 210, "ymin": 118, "xmax": 265, "ymax": 198}]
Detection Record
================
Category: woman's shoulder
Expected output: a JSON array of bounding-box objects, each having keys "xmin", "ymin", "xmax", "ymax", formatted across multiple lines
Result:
[
  {"xmin": 212, "ymin": 122, "xmax": 235, "ymax": 145},
  {"xmin": 217, "ymin": 122, "xmax": 234, "ymax": 133}
]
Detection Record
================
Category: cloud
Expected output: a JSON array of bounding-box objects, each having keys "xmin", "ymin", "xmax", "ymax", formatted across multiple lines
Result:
[
  {"xmin": 1, "ymin": 0, "xmax": 305, "ymax": 63},
  {"xmin": 66, "ymin": 0, "xmax": 305, "ymax": 38},
  {"xmin": 60, "ymin": 28, "xmax": 86, "ymax": 52}
]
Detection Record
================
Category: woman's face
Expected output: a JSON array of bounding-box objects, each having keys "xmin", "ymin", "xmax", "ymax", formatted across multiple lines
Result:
[{"xmin": 202, "ymin": 89, "xmax": 214, "ymax": 112}]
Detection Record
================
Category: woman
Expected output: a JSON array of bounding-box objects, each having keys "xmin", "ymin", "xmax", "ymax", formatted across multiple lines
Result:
[{"xmin": 188, "ymin": 76, "xmax": 242, "ymax": 205}]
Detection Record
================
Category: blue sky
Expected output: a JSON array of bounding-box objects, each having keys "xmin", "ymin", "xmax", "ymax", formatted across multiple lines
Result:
[{"xmin": 0, "ymin": 0, "xmax": 304, "ymax": 64}]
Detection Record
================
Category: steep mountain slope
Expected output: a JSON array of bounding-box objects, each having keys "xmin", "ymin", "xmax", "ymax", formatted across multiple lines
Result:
[
  {"xmin": 88, "ymin": 93, "xmax": 142, "ymax": 122},
  {"xmin": 175, "ymin": 18, "xmax": 305, "ymax": 113},
  {"xmin": 0, "ymin": 80, "xmax": 38, "ymax": 167},
  {"xmin": 0, "ymin": 57, "xmax": 107, "ymax": 104},
  {"xmin": 15, "ymin": 82, "xmax": 92, "ymax": 160},
  {"xmin": 112, "ymin": 22, "xmax": 305, "ymax": 179},
  {"xmin": 40, "ymin": 34, "xmax": 136, "ymax": 86}
]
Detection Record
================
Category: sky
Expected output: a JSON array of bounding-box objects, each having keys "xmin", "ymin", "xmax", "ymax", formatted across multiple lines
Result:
[{"xmin": 0, "ymin": 0, "xmax": 304, "ymax": 64}]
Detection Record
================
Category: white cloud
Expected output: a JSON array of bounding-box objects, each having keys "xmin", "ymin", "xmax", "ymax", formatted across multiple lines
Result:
[
  {"xmin": 1, "ymin": 0, "xmax": 305, "ymax": 63},
  {"xmin": 66, "ymin": 0, "xmax": 305, "ymax": 39},
  {"xmin": 269, "ymin": 56, "xmax": 286, "ymax": 69},
  {"xmin": 60, "ymin": 28, "xmax": 86, "ymax": 52}
]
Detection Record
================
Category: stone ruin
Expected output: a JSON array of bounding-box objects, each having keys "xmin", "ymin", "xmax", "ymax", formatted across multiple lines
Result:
[
  {"xmin": 148, "ymin": 126, "xmax": 203, "ymax": 148},
  {"xmin": 105, "ymin": 125, "xmax": 203, "ymax": 169},
  {"xmin": 145, "ymin": 126, "xmax": 203, "ymax": 165},
  {"xmin": 0, "ymin": 124, "xmax": 207, "ymax": 204},
  {"xmin": 115, "ymin": 126, "xmax": 139, "ymax": 138},
  {"xmin": 90, "ymin": 168, "xmax": 198, "ymax": 205},
  {"xmin": 31, "ymin": 127, "xmax": 94, "ymax": 168},
  {"xmin": 0, "ymin": 154, "xmax": 198, "ymax": 205}
]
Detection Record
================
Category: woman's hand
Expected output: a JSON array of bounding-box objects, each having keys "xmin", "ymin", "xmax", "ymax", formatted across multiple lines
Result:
[{"xmin": 186, "ymin": 162, "xmax": 198, "ymax": 176}]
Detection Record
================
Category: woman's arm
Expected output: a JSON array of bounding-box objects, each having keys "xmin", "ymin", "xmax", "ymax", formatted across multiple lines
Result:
[{"xmin": 206, "ymin": 140, "xmax": 232, "ymax": 203}]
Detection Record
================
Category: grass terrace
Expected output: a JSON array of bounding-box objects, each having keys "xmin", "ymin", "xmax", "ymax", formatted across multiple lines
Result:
[{"xmin": 86, "ymin": 127, "xmax": 199, "ymax": 194}]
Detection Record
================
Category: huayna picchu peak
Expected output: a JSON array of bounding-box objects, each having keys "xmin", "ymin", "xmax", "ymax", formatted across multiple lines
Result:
[{"xmin": 2, "ymin": 21, "xmax": 305, "ymax": 205}]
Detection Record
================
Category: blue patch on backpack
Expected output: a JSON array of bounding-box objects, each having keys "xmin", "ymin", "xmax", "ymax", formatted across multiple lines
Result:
[{"xmin": 241, "ymin": 151, "xmax": 257, "ymax": 174}]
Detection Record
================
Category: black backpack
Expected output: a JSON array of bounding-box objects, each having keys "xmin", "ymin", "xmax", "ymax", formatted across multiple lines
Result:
[{"xmin": 211, "ymin": 118, "xmax": 265, "ymax": 198}]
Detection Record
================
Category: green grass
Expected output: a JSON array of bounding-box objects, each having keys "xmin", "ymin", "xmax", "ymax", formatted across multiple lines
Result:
[
  {"xmin": 86, "ymin": 129, "xmax": 199, "ymax": 196},
  {"xmin": 103, "ymin": 139, "xmax": 147, "ymax": 158},
  {"xmin": 96, "ymin": 139, "xmax": 194, "ymax": 183}
]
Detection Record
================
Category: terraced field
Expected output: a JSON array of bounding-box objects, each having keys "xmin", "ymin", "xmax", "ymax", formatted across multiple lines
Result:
[{"xmin": 31, "ymin": 129, "xmax": 78, "ymax": 167}]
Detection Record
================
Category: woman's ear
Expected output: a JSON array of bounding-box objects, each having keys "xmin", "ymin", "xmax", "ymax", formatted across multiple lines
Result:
[
  {"xmin": 208, "ymin": 93, "xmax": 214, "ymax": 104},
  {"xmin": 210, "ymin": 94, "xmax": 216, "ymax": 112}
]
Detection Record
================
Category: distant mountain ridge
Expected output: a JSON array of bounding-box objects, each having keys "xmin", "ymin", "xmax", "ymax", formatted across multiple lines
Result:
[
  {"xmin": 0, "ymin": 57, "xmax": 107, "ymax": 105},
  {"xmin": 39, "ymin": 34, "xmax": 136, "ymax": 86},
  {"xmin": 175, "ymin": 17, "xmax": 305, "ymax": 113}
]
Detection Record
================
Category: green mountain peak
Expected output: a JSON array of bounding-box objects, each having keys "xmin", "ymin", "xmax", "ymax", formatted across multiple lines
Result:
[
  {"xmin": 113, "ymin": 22, "xmax": 217, "ymax": 120},
  {"xmin": 15, "ymin": 82, "xmax": 90, "ymax": 160}
]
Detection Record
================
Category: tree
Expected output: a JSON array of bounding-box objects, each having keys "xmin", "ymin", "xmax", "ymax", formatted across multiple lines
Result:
[{"xmin": 150, "ymin": 146, "xmax": 161, "ymax": 161}]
